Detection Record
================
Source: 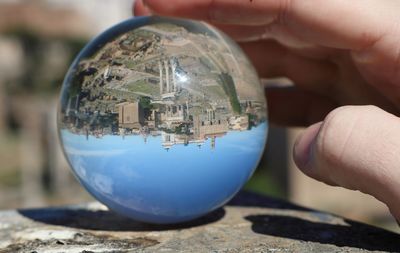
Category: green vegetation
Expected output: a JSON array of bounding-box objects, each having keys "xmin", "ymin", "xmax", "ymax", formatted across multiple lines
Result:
[
  {"xmin": 152, "ymin": 23, "xmax": 183, "ymax": 32},
  {"xmin": 104, "ymin": 88, "xmax": 139, "ymax": 102},
  {"xmin": 248, "ymin": 113, "xmax": 257, "ymax": 130},
  {"xmin": 95, "ymin": 114, "xmax": 118, "ymax": 129},
  {"xmin": 175, "ymin": 124, "xmax": 189, "ymax": 135},
  {"xmin": 244, "ymin": 170, "xmax": 285, "ymax": 198},
  {"xmin": 139, "ymin": 96, "xmax": 154, "ymax": 110},
  {"xmin": 204, "ymin": 85, "xmax": 226, "ymax": 99},
  {"xmin": 219, "ymin": 73, "xmax": 241, "ymax": 114},
  {"xmin": 126, "ymin": 80, "xmax": 158, "ymax": 96},
  {"xmin": 124, "ymin": 60, "xmax": 140, "ymax": 69}
]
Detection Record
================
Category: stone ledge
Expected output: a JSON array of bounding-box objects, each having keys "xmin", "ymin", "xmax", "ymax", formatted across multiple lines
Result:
[{"xmin": 0, "ymin": 191, "xmax": 399, "ymax": 253}]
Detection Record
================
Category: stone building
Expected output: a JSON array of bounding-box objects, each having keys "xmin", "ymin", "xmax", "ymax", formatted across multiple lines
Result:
[
  {"xmin": 193, "ymin": 111, "xmax": 229, "ymax": 140},
  {"xmin": 162, "ymin": 103, "xmax": 188, "ymax": 127},
  {"xmin": 117, "ymin": 102, "xmax": 144, "ymax": 129}
]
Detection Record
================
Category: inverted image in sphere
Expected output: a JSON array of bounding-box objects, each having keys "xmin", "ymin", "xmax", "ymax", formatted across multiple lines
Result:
[{"xmin": 58, "ymin": 16, "xmax": 268, "ymax": 224}]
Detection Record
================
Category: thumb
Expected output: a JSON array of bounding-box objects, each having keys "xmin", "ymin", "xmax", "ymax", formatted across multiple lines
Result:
[{"xmin": 293, "ymin": 105, "xmax": 400, "ymax": 220}]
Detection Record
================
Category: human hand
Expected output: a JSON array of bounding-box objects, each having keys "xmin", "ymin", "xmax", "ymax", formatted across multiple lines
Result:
[{"xmin": 133, "ymin": 0, "xmax": 400, "ymax": 221}]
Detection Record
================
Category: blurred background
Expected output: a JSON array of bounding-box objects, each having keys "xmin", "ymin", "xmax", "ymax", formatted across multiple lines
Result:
[{"xmin": 0, "ymin": 0, "xmax": 397, "ymax": 232}]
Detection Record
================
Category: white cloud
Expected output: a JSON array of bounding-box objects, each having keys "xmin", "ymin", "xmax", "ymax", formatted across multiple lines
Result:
[
  {"xmin": 92, "ymin": 173, "xmax": 113, "ymax": 195},
  {"xmin": 64, "ymin": 146, "xmax": 128, "ymax": 157}
]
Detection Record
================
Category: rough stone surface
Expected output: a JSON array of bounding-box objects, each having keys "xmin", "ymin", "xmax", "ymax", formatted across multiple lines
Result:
[{"xmin": 0, "ymin": 191, "xmax": 399, "ymax": 253}]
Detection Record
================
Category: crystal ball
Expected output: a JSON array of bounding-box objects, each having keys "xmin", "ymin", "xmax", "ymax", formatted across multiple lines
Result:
[{"xmin": 58, "ymin": 16, "xmax": 268, "ymax": 224}]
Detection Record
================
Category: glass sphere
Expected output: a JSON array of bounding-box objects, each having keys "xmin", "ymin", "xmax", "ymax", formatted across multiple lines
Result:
[{"xmin": 58, "ymin": 16, "xmax": 268, "ymax": 224}]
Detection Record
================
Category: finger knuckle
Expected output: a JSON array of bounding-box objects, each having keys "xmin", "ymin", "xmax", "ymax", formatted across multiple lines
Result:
[
  {"xmin": 315, "ymin": 106, "xmax": 360, "ymax": 169},
  {"xmin": 315, "ymin": 105, "xmax": 384, "ymax": 170}
]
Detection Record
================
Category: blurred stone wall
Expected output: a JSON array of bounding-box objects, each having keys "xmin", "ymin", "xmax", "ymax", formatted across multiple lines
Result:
[{"xmin": 0, "ymin": 0, "xmax": 131, "ymax": 209}]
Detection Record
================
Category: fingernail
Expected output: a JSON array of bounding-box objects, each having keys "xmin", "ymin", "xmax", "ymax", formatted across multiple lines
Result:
[{"xmin": 294, "ymin": 122, "xmax": 322, "ymax": 169}]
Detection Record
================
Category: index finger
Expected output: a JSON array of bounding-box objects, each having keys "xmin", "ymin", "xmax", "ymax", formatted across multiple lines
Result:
[{"xmin": 136, "ymin": 0, "xmax": 394, "ymax": 50}]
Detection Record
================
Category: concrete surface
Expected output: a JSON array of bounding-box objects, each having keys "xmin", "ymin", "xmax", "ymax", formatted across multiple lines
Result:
[{"xmin": 0, "ymin": 191, "xmax": 399, "ymax": 253}]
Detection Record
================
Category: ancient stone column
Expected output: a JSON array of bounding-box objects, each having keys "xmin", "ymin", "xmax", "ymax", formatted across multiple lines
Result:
[
  {"xmin": 158, "ymin": 61, "xmax": 163, "ymax": 94},
  {"xmin": 16, "ymin": 98, "xmax": 45, "ymax": 207},
  {"xmin": 170, "ymin": 58, "xmax": 177, "ymax": 92},
  {"xmin": 47, "ymin": 97, "xmax": 73, "ymax": 196},
  {"xmin": 164, "ymin": 60, "xmax": 170, "ymax": 93},
  {"xmin": 0, "ymin": 80, "xmax": 6, "ymax": 133}
]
